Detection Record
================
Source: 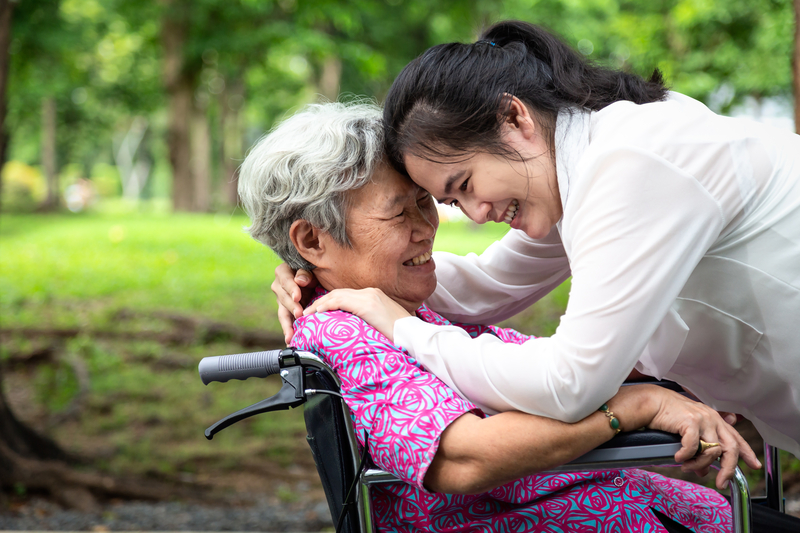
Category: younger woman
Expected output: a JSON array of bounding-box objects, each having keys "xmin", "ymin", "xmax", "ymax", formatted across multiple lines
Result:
[{"xmin": 298, "ymin": 20, "xmax": 800, "ymax": 461}]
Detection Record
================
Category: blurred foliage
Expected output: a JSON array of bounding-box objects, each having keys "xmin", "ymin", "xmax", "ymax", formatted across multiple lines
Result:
[
  {"xmin": 2, "ymin": 0, "xmax": 794, "ymax": 211},
  {"xmin": 0, "ymin": 0, "xmax": 796, "ymax": 498},
  {"xmin": 0, "ymin": 161, "xmax": 46, "ymax": 211}
]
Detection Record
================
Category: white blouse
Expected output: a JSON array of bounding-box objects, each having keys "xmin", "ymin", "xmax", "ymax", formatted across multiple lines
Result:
[{"xmin": 395, "ymin": 93, "xmax": 800, "ymax": 456}]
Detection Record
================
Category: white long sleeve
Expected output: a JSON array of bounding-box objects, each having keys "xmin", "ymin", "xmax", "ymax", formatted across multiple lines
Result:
[
  {"xmin": 396, "ymin": 146, "xmax": 724, "ymax": 422},
  {"xmin": 426, "ymin": 225, "xmax": 571, "ymax": 324}
]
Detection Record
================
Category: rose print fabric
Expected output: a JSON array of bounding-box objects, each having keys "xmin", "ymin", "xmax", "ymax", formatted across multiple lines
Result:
[{"xmin": 292, "ymin": 290, "xmax": 732, "ymax": 532}]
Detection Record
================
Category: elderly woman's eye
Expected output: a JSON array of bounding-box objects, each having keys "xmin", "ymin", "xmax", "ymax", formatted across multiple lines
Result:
[
  {"xmin": 449, "ymin": 199, "xmax": 459, "ymax": 208},
  {"xmin": 459, "ymin": 178, "xmax": 469, "ymax": 192}
]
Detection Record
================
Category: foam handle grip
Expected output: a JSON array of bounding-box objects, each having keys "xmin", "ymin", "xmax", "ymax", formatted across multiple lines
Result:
[{"xmin": 198, "ymin": 350, "xmax": 282, "ymax": 385}]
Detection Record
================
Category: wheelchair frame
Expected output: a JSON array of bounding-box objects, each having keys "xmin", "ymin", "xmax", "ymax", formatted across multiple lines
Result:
[{"xmin": 202, "ymin": 348, "xmax": 785, "ymax": 533}]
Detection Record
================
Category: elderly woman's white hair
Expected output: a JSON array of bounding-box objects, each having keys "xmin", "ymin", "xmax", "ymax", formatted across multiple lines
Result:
[{"xmin": 238, "ymin": 102, "xmax": 384, "ymax": 270}]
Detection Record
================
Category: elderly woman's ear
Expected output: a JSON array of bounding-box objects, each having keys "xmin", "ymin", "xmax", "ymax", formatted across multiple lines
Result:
[{"xmin": 289, "ymin": 219, "xmax": 326, "ymax": 268}]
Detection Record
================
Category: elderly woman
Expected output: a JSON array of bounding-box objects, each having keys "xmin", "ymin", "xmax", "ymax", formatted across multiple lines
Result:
[{"xmin": 236, "ymin": 102, "xmax": 786, "ymax": 533}]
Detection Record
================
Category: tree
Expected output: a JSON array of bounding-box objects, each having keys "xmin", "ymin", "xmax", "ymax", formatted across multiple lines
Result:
[
  {"xmin": 794, "ymin": 0, "xmax": 799, "ymax": 131},
  {"xmin": 0, "ymin": 0, "xmax": 169, "ymax": 505},
  {"xmin": 0, "ymin": 0, "xmax": 12, "ymax": 204},
  {"xmin": 6, "ymin": 0, "xmax": 162, "ymax": 210}
]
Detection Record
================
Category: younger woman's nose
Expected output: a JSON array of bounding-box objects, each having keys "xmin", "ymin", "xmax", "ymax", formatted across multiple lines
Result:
[
  {"xmin": 461, "ymin": 199, "xmax": 491, "ymax": 224},
  {"xmin": 410, "ymin": 206, "xmax": 436, "ymax": 241}
]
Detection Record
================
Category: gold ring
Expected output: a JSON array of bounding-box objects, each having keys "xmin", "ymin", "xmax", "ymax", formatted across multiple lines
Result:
[{"xmin": 698, "ymin": 440, "xmax": 721, "ymax": 454}]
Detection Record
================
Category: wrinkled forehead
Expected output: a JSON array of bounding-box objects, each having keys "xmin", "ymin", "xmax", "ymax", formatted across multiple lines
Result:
[{"xmin": 352, "ymin": 162, "xmax": 419, "ymax": 213}]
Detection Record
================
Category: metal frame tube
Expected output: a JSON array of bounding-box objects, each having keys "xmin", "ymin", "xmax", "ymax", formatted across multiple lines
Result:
[
  {"xmin": 764, "ymin": 443, "xmax": 784, "ymax": 512},
  {"xmin": 729, "ymin": 466, "xmax": 752, "ymax": 533},
  {"xmin": 297, "ymin": 351, "xmax": 374, "ymax": 533}
]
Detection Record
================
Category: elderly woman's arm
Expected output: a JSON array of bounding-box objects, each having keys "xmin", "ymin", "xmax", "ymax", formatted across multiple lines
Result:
[{"xmin": 427, "ymin": 384, "xmax": 756, "ymax": 494}]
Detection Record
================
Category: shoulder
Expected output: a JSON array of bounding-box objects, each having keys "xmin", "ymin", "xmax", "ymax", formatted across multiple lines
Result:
[
  {"xmin": 591, "ymin": 92, "xmax": 712, "ymax": 135},
  {"xmin": 292, "ymin": 309, "xmax": 393, "ymax": 358}
]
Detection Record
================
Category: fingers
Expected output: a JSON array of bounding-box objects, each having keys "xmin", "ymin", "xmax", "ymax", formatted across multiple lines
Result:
[
  {"xmin": 272, "ymin": 267, "xmax": 304, "ymax": 314},
  {"xmin": 304, "ymin": 294, "xmax": 329, "ymax": 315},
  {"xmin": 295, "ymin": 269, "xmax": 314, "ymax": 287},
  {"xmin": 674, "ymin": 418, "xmax": 701, "ymax": 463},
  {"xmin": 303, "ymin": 290, "xmax": 350, "ymax": 316},
  {"xmin": 680, "ymin": 432, "xmax": 723, "ymax": 475},
  {"xmin": 718, "ymin": 411, "xmax": 737, "ymax": 426},
  {"xmin": 660, "ymin": 397, "xmax": 762, "ymax": 491},
  {"xmin": 278, "ymin": 304, "xmax": 295, "ymax": 345},
  {"xmin": 714, "ymin": 434, "xmax": 739, "ymax": 489},
  {"xmin": 733, "ymin": 429, "xmax": 761, "ymax": 470}
]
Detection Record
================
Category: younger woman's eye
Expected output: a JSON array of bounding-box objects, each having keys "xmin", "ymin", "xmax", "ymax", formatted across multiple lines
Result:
[
  {"xmin": 459, "ymin": 178, "xmax": 470, "ymax": 192},
  {"xmin": 448, "ymin": 199, "xmax": 459, "ymax": 208}
]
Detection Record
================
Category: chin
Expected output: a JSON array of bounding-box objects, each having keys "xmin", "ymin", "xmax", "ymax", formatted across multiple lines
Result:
[
  {"xmin": 401, "ymin": 280, "xmax": 437, "ymax": 308},
  {"xmin": 521, "ymin": 220, "xmax": 551, "ymax": 240}
]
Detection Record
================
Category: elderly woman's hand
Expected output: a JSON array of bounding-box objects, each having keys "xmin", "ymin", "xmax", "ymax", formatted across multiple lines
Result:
[
  {"xmin": 303, "ymin": 287, "xmax": 412, "ymax": 342},
  {"xmin": 645, "ymin": 388, "xmax": 761, "ymax": 489},
  {"xmin": 271, "ymin": 263, "xmax": 318, "ymax": 345}
]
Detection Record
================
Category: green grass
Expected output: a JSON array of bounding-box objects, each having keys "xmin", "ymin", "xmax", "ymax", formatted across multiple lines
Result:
[
  {"xmin": 1, "ymin": 210, "xmax": 547, "ymax": 483},
  {"xmin": 0, "ymin": 212, "xmax": 521, "ymax": 328},
  {"xmin": 2, "ymin": 210, "xmax": 797, "ymax": 499},
  {"xmin": 0, "ymin": 211, "xmax": 283, "ymax": 330}
]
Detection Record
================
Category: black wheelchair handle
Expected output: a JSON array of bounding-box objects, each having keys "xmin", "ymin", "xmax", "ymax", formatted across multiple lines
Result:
[{"xmin": 198, "ymin": 350, "xmax": 282, "ymax": 385}]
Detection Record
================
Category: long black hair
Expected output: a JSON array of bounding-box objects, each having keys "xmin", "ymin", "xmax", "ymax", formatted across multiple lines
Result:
[{"xmin": 383, "ymin": 20, "xmax": 668, "ymax": 171}]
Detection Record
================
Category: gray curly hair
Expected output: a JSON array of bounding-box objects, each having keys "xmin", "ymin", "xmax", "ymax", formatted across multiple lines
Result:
[{"xmin": 238, "ymin": 102, "xmax": 384, "ymax": 270}]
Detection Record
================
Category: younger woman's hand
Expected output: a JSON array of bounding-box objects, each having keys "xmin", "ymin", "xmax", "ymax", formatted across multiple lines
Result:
[
  {"xmin": 302, "ymin": 288, "xmax": 412, "ymax": 342},
  {"xmin": 647, "ymin": 389, "xmax": 761, "ymax": 489},
  {"xmin": 271, "ymin": 264, "xmax": 318, "ymax": 344}
]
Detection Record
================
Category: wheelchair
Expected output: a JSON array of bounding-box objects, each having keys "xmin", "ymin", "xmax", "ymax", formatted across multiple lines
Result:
[{"xmin": 199, "ymin": 348, "xmax": 786, "ymax": 533}]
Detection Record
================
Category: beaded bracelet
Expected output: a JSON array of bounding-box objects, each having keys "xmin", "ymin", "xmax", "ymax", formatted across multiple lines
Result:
[{"xmin": 599, "ymin": 403, "xmax": 621, "ymax": 435}]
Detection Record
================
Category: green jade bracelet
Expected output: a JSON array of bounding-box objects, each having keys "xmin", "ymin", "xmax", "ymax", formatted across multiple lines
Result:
[{"xmin": 599, "ymin": 403, "xmax": 621, "ymax": 435}]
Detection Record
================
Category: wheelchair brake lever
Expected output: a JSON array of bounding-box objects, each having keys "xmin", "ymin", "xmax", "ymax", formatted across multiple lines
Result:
[{"xmin": 204, "ymin": 365, "xmax": 305, "ymax": 440}]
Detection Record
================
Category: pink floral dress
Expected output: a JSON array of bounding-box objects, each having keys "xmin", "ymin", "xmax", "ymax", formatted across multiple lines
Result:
[{"xmin": 292, "ymin": 291, "xmax": 732, "ymax": 532}]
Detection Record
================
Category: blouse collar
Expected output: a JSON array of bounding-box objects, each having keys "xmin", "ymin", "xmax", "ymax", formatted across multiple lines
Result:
[{"xmin": 553, "ymin": 107, "xmax": 593, "ymax": 218}]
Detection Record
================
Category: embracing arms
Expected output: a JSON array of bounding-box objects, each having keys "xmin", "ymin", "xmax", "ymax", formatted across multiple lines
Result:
[
  {"xmin": 292, "ymin": 309, "xmax": 757, "ymax": 495},
  {"xmin": 427, "ymin": 383, "xmax": 757, "ymax": 493},
  {"xmin": 304, "ymin": 149, "xmax": 727, "ymax": 424}
]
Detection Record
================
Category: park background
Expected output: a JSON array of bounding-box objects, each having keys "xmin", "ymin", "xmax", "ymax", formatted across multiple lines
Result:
[{"xmin": 0, "ymin": 0, "xmax": 799, "ymax": 528}]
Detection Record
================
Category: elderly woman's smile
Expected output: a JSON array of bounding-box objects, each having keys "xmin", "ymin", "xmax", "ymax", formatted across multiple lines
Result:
[{"xmin": 309, "ymin": 164, "xmax": 439, "ymax": 313}]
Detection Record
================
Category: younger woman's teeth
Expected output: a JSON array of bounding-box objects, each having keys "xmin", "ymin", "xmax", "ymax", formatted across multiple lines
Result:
[
  {"xmin": 504, "ymin": 200, "xmax": 519, "ymax": 224},
  {"xmin": 404, "ymin": 251, "xmax": 432, "ymax": 266}
]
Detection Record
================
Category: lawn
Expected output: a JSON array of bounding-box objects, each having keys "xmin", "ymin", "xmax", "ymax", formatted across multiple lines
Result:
[
  {"xmin": 3, "ymin": 210, "xmax": 793, "ymax": 504},
  {"xmin": 1, "ymin": 210, "xmax": 553, "ymax": 490}
]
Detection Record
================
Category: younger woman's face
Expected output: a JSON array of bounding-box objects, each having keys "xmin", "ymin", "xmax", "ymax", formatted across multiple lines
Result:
[{"xmin": 403, "ymin": 112, "xmax": 562, "ymax": 240}]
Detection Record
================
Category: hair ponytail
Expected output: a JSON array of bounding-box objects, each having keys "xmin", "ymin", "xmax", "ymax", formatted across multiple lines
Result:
[
  {"xmin": 384, "ymin": 20, "xmax": 668, "ymax": 171},
  {"xmin": 482, "ymin": 21, "xmax": 667, "ymax": 111}
]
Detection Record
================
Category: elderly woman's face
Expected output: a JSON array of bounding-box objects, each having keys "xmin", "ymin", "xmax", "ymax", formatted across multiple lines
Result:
[{"xmin": 319, "ymin": 164, "xmax": 438, "ymax": 311}]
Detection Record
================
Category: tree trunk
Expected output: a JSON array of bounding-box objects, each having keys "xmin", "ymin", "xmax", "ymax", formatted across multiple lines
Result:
[
  {"xmin": 161, "ymin": 0, "xmax": 194, "ymax": 212},
  {"xmin": 794, "ymin": 0, "xmax": 800, "ymax": 133},
  {"xmin": 41, "ymin": 97, "xmax": 58, "ymax": 210},
  {"xmin": 0, "ymin": 0, "xmax": 13, "ymax": 206},
  {"xmin": 0, "ymin": 358, "xmax": 208, "ymax": 508},
  {"xmin": 0, "ymin": 7, "xmax": 75, "ymax": 503},
  {"xmin": 0, "ymin": 365, "xmax": 68, "ymax": 471},
  {"xmin": 318, "ymin": 56, "xmax": 341, "ymax": 102},
  {"xmin": 219, "ymin": 81, "xmax": 243, "ymax": 207},
  {"xmin": 0, "ymin": 363, "xmax": 78, "ymax": 504},
  {"xmin": 191, "ymin": 105, "xmax": 211, "ymax": 211}
]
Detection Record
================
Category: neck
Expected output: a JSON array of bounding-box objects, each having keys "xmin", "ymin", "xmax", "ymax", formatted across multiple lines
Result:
[{"xmin": 316, "ymin": 276, "xmax": 423, "ymax": 315}]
